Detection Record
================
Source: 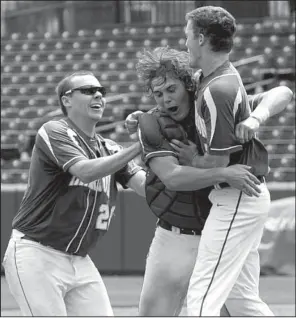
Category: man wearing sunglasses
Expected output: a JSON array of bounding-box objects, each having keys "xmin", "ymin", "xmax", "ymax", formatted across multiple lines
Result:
[{"xmin": 2, "ymin": 70, "xmax": 147, "ymax": 316}]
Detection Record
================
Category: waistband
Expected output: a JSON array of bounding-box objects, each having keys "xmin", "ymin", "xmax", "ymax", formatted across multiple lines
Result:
[
  {"xmin": 12, "ymin": 229, "xmax": 25, "ymax": 239},
  {"xmin": 217, "ymin": 175, "xmax": 265, "ymax": 189},
  {"xmin": 12, "ymin": 229, "xmax": 76, "ymax": 257},
  {"xmin": 157, "ymin": 219, "xmax": 201, "ymax": 236}
]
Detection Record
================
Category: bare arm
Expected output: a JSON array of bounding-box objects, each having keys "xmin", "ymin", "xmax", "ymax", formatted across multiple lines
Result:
[
  {"xmin": 150, "ymin": 155, "xmax": 227, "ymax": 191},
  {"xmin": 250, "ymin": 86, "xmax": 293, "ymax": 122},
  {"xmin": 148, "ymin": 155, "xmax": 260, "ymax": 196},
  {"xmin": 68, "ymin": 142, "xmax": 141, "ymax": 183},
  {"xmin": 191, "ymin": 153, "xmax": 230, "ymax": 169},
  {"xmin": 126, "ymin": 170, "xmax": 146, "ymax": 197},
  {"xmin": 236, "ymin": 86, "xmax": 293, "ymax": 143}
]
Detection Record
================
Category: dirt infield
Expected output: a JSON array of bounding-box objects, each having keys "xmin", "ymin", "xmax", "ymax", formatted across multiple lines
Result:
[{"xmin": 1, "ymin": 275, "xmax": 295, "ymax": 316}]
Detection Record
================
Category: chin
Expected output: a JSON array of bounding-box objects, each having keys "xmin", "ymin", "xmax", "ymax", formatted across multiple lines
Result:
[
  {"xmin": 172, "ymin": 112, "xmax": 187, "ymax": 122},
  {"xmin": 90, "ymin": 114, "xmax": 103, "ymax": 122},
  {"xmin": 189, "ymin": 56, "xmax": 199, "ymax": 68},
  {"xmin": 190, "ymin": 60, "xmax": 199, "ymax": 69}
]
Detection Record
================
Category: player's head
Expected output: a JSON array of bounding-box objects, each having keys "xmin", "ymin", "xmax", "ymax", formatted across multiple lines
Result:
[
  {"xmin": 55, "ymin": 70, "xmax": 107, "ymax": 122},
  {"xmin": 136, "ymin": 46, "xmax": 196, "ymax": 122},
  {"xmin": 185, "ymin": 6, "xmax": 236, "ymax": 68}
]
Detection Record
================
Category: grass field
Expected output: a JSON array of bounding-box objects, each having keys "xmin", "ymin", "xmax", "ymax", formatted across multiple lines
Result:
[{"xmin": 1, "ymin": 274, "xmax": 295, "ymax": 316}]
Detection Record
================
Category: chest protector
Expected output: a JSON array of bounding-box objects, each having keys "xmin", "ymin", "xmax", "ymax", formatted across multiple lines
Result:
[{"xmin": 145, "ymin": 109, "xmax": 212, "ymax": 230}]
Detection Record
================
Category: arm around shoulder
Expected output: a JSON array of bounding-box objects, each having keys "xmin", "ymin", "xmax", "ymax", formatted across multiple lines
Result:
[{"xmin": 149, "ymin": 156, "xmax": 226, "ymax": 191}]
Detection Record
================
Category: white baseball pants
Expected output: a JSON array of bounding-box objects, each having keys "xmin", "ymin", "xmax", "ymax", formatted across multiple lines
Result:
[
  {"xmin": 187, "ymin": 183, "xmax": 274, "ymax": 316},
  {"xmin": 139, "ymin": 225, "xmax": 201, "ymax": 316},
  {"xmin": 2, "ymin": 229, "xmax": 113, "ymax": 316}
]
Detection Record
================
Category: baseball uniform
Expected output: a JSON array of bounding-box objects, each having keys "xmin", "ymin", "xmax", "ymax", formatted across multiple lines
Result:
[
  {"xmin": 187, "ymin": 61, "xmax": 273, "ymax": 316},
  {"xmin": 2, "ymin": 118, "xmax": 141, "ymax": 316},
  {"xmin": 137, "ymin": 109, "xmax": 213, "ymax": 315}
]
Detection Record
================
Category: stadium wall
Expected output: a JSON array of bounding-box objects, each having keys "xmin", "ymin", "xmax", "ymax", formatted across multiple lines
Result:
[{"xmin": 1, "ymin": 186, "xmax": 294, "ymax": 274}]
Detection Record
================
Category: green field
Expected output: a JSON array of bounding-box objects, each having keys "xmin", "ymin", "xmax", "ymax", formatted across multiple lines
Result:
[{"xmin": 1, "ymin": 275, "xmax": 295, "ymax": 316}]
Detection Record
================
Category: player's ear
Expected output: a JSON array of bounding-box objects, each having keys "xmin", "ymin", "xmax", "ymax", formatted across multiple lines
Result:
[
  {"xmin": 199, "ymin": 33, "xmax": 205, "ymax": 46},
  {"xmin": 61, "ymin": 95, "xmax": 72, "ymax": 113},
  {"xmin": 61, "ymin": 95, "xmax": 71, "ymax": 107}
]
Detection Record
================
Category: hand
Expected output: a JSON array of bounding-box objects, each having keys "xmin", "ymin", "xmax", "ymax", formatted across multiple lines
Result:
[
  {"xmin": 223, "ymin": 165, "xmax": 261, "ymax": 197},
  {"xmin": 235, "ymin": 116, "xmax": 260, "ymax": 144},
  {"xmin": 125, "ymin": 111, "xmax": 144, "ymax": 134},
  {"xmin": 170, "ymin": 139, "xmax": 199, "ymax": 166}
]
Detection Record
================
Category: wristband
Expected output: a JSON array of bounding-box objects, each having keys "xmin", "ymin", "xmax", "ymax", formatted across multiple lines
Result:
[{"xmin": 249, "ymin": 107, "xmax": 270, "ymax": 124}]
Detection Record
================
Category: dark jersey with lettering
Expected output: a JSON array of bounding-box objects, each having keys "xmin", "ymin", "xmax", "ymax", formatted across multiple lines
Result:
[
  {"xmin": 194, "ymin": 61, "xmax": 269, "ymax": 176},
  {"xmin": 12, "ymin": 118, "xmax": 142, "ymax": 256}
]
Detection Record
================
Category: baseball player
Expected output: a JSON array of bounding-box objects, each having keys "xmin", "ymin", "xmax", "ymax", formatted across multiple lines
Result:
[
  {"xmin": 182, "ymin": 6, "xmax": 283, "ymax": 316},
  {"xmin": 125, "ymin": 47, "xmax": 292, "ymax": 316},
  {"xmin": 2, "ymin": 70, "xmax": 147, "ymax": 316}
]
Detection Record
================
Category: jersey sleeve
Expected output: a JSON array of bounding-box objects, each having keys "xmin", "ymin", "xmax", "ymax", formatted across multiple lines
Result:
[
  {"xmin": 35, "ymin": 120, "xmax": 88, "ymax": 171},
  {"xmin": 198, "ymin": 77, "xmax": 245, "ymax": 156},
  {"xmin": 138, "ymin": 126, "xmax": 178, "ymax": 165},
  {"xmin": 103, "ymin": 138, "xmax": 144, "ymax": 189},
  {"xmin": 247, "ymin": 93, "xmax": 264, "ymax": 111},
  {"xmin": 115, "ymin": 161, "xmax": 144, "ymax": 189}
]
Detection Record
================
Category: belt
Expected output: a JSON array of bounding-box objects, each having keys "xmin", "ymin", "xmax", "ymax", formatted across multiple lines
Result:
[
  {"xmin": 218, "ymin": 175, "xmax": 265, "ymax": 189},
  {"xmin": 23, "ymin": 234, "xmax": 39, "ymax": 243},
  {"xmin": 157, "ymin": 219, "xmax": 201, "ymax": 236}
]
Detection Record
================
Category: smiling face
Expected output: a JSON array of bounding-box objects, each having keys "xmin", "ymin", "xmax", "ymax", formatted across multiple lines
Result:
[
  {"xmin": 185, "ymin": 19, "xmax": 202, "ymax": 69},
  {"xmin": 151, "ymin": 73, "xmax": 191, "ymax": 122},
  {"xmin": 62, "ymin": 74, "xmax": 106, "ymax": 123}
]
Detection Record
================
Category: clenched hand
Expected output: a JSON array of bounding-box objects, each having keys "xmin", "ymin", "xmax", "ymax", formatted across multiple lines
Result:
[
  {"xmin": 125, "ymin": 110, "xmax": 144, "ymax": 134},
  {"xmin": 235, "ymin": 116, "xmax": 260, "ymax": 144}
]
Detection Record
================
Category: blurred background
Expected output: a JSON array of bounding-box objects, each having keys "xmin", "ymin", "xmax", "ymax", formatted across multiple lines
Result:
[{"xmin": 1, "ymin": 1, "xmax": 295, "ymax": 314}]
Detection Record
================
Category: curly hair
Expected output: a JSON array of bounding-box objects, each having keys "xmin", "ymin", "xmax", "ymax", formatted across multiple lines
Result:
[
  {"xmin": 186, "ymin": 6, "xmax": 236, "ymax": 53},
  {"xmin": 136, "ymin": 46, "xmax": 196, "ymax": 96}
]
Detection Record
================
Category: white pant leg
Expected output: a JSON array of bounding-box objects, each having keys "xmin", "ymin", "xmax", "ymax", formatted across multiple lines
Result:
[
  {"xmin": 65, "ymin": 255, "xmax": 113, "ymax": 316},
  {"xmin": 139, "ymin": 225, "xmax": 200, "ymax": 316},
  {"xmin": 187, "ymin": 183, "xmax": 271, "ymax": 316},
  {"xmin": 3, "ymin": 233, "xmax": 70, "ymax": 316},
  {"xmin": 226, "ymin": 227, "xmax": 274, "ymax": 316}
]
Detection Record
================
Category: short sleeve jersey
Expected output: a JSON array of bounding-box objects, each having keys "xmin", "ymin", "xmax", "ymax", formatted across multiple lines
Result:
[
  {"xmin": 194, "ymin": 61, "xmax": 269, "ymax": 176},
  {"xmin": 12, "ymin": 118, "xmax": 142, "ymax": 256}
]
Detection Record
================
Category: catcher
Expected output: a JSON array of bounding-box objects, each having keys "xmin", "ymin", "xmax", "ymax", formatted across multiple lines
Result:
[{"xmin": 125, "ymin": 47, "xmax": 292, "ymax": 316}]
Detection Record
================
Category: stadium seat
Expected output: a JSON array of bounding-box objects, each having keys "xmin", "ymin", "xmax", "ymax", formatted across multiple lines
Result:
[
  {"xmin": 2, "ymin": 108, "xmax": 20, "ymax": 118},
  {"xmin": 39, "ymin": 42, "xmax": 47, "ymax": 50},
  {"xmin": 288, "ymin": 34, "xmax": 295, "ymax": 46},
  {"xmin": 11, "ymin": 75, "xmax": 20, "ymax": 84},
  {"xmin": 94, "ymin": 29, "xmax": 104, "ymax": 37},
  {"xmin": 55, "ymin": 41, "xmax": 64, "ymax": 50},
  {"xmin": 4, "ymin": 44, "xmax": 12, "ymax": 51},
  {"xmin": 1, "ymin": 22, "xmax": 295, "ymax": 182},
  {"xmin": 3, "ymin": 65, "xmax": 11, "ymax": 73},
  {"xmin": 27, "ymin": 32, "xmax": 35, "ymax": 40},
  {"xmin": 62, "ymin": 31, "xmax": 70, "ymax": 39}
]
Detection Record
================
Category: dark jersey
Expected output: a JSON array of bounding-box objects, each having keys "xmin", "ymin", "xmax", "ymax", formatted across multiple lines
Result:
[
  {"xmin": 139, "ymin": 108, "xmax": 212, "ymax": 230},
  {"xmin": 194, "ymin": 61, "xmax": 269, "ymax": 176},
  {"xmin": 12, "ymin": 118, "xmax": 142, "ymax": 256}
]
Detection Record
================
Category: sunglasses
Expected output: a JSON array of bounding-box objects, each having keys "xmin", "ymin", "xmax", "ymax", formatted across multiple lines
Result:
[{"xmin": 64, "ymin": 86, "xmax": 106, "ymax": 97}]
